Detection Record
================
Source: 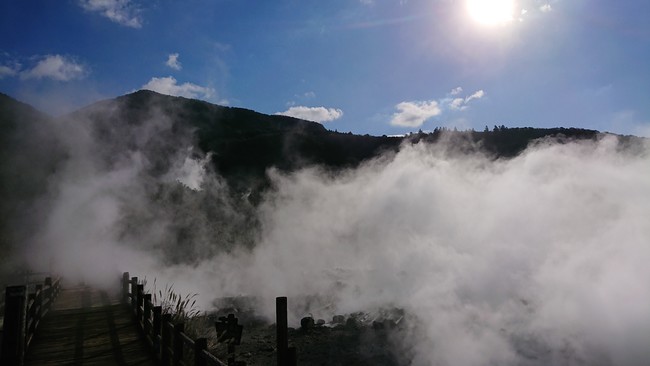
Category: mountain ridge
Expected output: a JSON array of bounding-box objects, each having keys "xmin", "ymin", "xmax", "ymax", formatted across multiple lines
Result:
[
  {"xmin": 0, "ymin": 89, "xmax": 647, "ymax": 268},
  {"xmin": 2, "ymin": 90, "xmax": 646, "ymax": 185}
]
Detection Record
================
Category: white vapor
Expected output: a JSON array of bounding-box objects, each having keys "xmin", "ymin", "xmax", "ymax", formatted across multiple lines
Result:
[
  {"xmin": 174, "ymin": 152, "xmax": 211, "ymax": 191},
  {"xmin": 166, "ymin": 53, "xmax": 182, "ymax": 70},
  {"xmin": 141, "ymin": 76, "xmax": 215, "ymax": 101},
  {"xmin": 226, "ymin": 136, "xmax": 649, "ymax": 366},
  {"xmin": 20, "ymin": 55, "xmax": 88, "ymax": 81},
  {"xmin": 15, "ymin": 92, "xmax": 650, "ymax": 365},
  {"xmin": 276, "ymin": 106, "xmax": 344, "ymax": 123},
  {"xmin": 24, "ymin": 98, "xmax": 255, "ymax": 291},
  {"xmin": 79, "ymin": 0, "xmax": 142, "ymax": 28}
]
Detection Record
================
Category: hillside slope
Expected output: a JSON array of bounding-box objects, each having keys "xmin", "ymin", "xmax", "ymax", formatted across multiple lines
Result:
[
  {"xmin": 67, "ymin": 90, "xmax": 402, "ymax": 189},
  {"xmin": 0, "ymin": 93, "xmax": 64, "ymax": 262}
]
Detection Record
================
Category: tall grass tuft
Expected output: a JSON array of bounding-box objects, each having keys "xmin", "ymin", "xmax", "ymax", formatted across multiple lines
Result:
[{"xmin": 142, "ymin": 278, "xmax": 204, "ymax": 338}]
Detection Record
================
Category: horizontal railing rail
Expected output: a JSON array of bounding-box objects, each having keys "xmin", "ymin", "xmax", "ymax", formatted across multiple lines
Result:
[
  {"xmin": 123, "ymin": 272, "xmax": 298, "ymax": 366},
  {"xmin": 122, "ymin": 272, "xmax": 232, "ymax": 366},
  {"xmin": 1, "ymin": 276, "xmax": 61, "ymax": 365}
]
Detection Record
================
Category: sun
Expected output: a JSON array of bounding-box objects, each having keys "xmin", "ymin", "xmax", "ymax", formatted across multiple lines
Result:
[{"xmin": 465, "ymin": 0, "xmax": 516, "ymax": 26}]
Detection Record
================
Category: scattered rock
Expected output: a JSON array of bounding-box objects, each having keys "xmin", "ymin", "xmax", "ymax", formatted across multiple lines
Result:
[
  {"xmin": 345, "ymin": 317, "xmax": 359, "ymax": 329},
  {"xmin": 301, "ymin": 316, "xmax": 315, "ymax": 330}
]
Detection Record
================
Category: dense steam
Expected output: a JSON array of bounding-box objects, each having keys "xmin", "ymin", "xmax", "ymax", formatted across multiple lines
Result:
[
  {"xmin": 25, "ymin": 100, "xmax": 256, "ymax": 288},
  {"xmin": 12, "ymin": 98, "xmax": 650, "ymax": 365},
  {"xmin": 243, "ymin": 138, "xmax": 650, "ymax": 365}
]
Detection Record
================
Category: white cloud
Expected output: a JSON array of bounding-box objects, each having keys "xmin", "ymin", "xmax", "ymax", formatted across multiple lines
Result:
[
  {"xmin": 390, "ymin": 100, "xmax": 441, "ymax": 127},
  {"xmin": 466, "ymin": 89, "xmax": 485, "ymax": 102},
  {"xmin": 391, "ymin": 88, "xmax": 486, "ymax": 128},
  {"xmin": 141, "ymin": 76, "xmax": 215, "ymax": 100},
  {"xmin": 448, "ymin": 89, "xmax": 486, "ymax": 111},
  {"xmin": 450, "ymin": 98, "xmax": 465, "ymax": 110},
  {"xmin": 20, "ymin": 55, "xmax": 88, "ymax": 81},
  {"xmin": 0, "ymin": 64, "xmax": 18, "ymax": 79},
  {"xmin": 540, "ymin": 4, "xmax": 552, "ymax": 12},
  {"xmin": 166, "ymin": 53, "xmax": 182, "ymax": 70},
  {"xmin": 79, "ymin": 0, "xmax": 142, "ymax": 28},
  {"xmin": 276, "ymin": 106, "xmax": 344, "ymax": 123},
  {"xmin": 450, "ymin": 87, "xmax": 463, "ymax": 95}
]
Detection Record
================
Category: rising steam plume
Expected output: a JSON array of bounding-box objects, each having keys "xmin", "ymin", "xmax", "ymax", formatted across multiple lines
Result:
[{"xmin": 4, "ymin": 93, "xmax": 650, "ymax": 365}]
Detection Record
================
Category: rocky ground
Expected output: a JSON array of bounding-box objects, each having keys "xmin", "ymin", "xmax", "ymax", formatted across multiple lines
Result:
[{"xmin": 191, "ymin": 299, "xmax": 411, "ymax": 366}]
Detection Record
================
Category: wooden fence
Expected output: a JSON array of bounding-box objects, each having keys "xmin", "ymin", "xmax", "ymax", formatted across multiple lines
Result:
[
  {"xmin": 123, "ymin": 272, "xmax": 240, "ymax": 366},
  {"xmin": 0, "ymin": 276, "xmax": 62, "ymax": 365},
  {"xmin": 1, "ymin": 272, "xmax": 298, "ymax": 366},
  {"xmin": 122, "ymin": 272, "xmax": 298, "ymax": 366}
]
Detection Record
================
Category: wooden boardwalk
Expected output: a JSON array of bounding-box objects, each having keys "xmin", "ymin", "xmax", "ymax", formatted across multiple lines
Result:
[{"xmin": 24, "ymin": 285, "xmax": 156, "ymax": 366}]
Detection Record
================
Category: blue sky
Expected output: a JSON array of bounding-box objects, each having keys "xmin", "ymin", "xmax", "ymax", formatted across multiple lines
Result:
[{"xmin": 1, "ymin": 0, "xmax": 649, "ymax": 136}]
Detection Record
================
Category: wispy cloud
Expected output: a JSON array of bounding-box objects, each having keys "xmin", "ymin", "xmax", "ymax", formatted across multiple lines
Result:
[
  {"xmin": 540, "ymin": 4, "xmax": 553, "ymax": 12},
  {"xmin": 141, "ymin": 76, "xmax": 215, "ymax": 100},
  {"xmin": 285, "ymin": 92, "xmax": 317, "ymax": 108},
  {"xmin": 166, "ymin": 53, "xmax": 182, "ymax": 70},
  {"xmin": 450, "ymin": 86, "xmax": 463, "ymax": 95},
  {"xmin": 276, "ymin": 106, "xmax": 343, "ymax": 123},
  {"xmin": 20, "ymin": 55, "xmax": 88, "ymax": 81},
  {"xmin": 391, "ymin": 88, "xmax": 486, "ymax": 128},
  {"xmin": 390, "ymin": 100, "xmax": 441, "ymax": 127},
  {"xmin": 441, "ymin": 87, "xmax": 485, "ymax": 111},
  {"xmin": 0, "ymin": 64, "xmax": 19, "ymax": 79},
  {"xmin": 79, "ymin": 0, "xmax": 142, "ymax": 28},
  {"xmin": 466, "ymin": 89, "xmax": 485, "ymax": 102}
]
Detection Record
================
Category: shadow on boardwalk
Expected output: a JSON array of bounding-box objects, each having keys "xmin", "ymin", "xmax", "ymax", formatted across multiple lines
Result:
[{"xmin": 25, "ymin": 285, "xmax": 155, "ymax": 366}]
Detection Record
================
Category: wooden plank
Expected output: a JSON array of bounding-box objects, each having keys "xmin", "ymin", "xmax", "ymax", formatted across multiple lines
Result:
[{"xmin": 24, "ymin": 286, "xmax": 155, "ymax": 366}]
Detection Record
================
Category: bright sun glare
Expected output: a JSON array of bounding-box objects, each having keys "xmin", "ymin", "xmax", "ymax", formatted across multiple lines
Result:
[{"xmin": 466, "ymin": 0, "xmax": 516, "ymax": 26}]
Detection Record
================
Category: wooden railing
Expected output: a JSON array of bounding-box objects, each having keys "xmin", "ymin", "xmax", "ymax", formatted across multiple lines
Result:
[
  {"xmin": 0, "ymin": 276, "xmax": 62, "ymax": 365},
  {"xmin": 122, "ymin": 272, "xmax": 237, "ymax": 366},
  {"xmin": 122, "ymin": 272, "xmax": 300, "ymax": 366}
]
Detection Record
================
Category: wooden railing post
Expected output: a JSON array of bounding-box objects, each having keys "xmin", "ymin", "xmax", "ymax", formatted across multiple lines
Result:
[
  {"xmin": 122, "ymin": 272, "xmax": 130, "ymax": 304},
  {"xmin": 161, "ymin": 314, "xmax": 173, "ymax": 366},
  {"xmin": 136, "ymin": 284, "xmax": 144, "ymax": 324},
  {"xmin": 1, "ymin": 285, "xmax": 28, "ymax": 366},
  {"xmin": 153, "ymin": 306, "xmax": 162, "ymax": 354},
  {"xmin": 194, "ymin": 338, "xmax": 208, "ymax": 366},
  {"xmin": 276, "ymin": 296, "xmax": 288, "ymax": 366},
  {"xmin": 173, "ymin": 323, "xmax": 184, "ymax": 366},
  {"xmin": 143, "ymin": 294, "xmax": 152, "ymax": 335},
  {"xmin": 130, "ymin": 277, "xmax": 138, "ymax": 311},
  {"xmin": 288, "ymin": 347, "xmax": 297, "ymax": 366}
]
